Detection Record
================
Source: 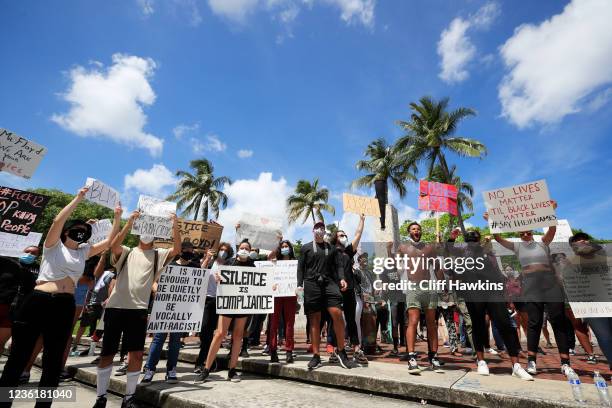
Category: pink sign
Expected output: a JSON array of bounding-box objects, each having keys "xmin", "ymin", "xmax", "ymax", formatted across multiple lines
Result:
[{"xmin": 418, "ymin": 180, "xmax": 458, "ymax": 216}]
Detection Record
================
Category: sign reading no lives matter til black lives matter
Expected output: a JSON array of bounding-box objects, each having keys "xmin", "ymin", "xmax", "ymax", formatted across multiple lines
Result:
[
  {"xmin": 216, "ymin": 265, "xmax": 274, "ymax": 314},
  {"xmin": 0, "ymin": 186, "xmax": 49, "ymax": 236}
]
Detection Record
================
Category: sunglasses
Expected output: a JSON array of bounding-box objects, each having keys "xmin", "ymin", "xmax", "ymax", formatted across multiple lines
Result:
[
  {"xmin": 519, "ymin": 232, "xmax": 533, "ymax": 236},
  {"xmin": 338, "ymin": 234, "xmax": 347, "ymax": 238}
]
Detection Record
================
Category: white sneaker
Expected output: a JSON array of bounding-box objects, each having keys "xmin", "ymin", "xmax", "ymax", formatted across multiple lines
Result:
[
  {"xmin": 487, "ymin": 348, "xmax": 499, "ymax": 355},
  {"xmin": 477, "ymin": 360, "xmax": 489, "ymax": 376},
  {"xmin": 512, "ymin": 364, "xmax": 534, "ymax": 381},
  {"xmin": 88, "ymin": 342, "xmax": 97, "ymax": 356},
  {"xmin": 561, "ymin": 364, "xmax": 575, "ymax": 377},
  {"xmin": 527, "ymin": 360, "xmax": 537, "ymax": 374}
]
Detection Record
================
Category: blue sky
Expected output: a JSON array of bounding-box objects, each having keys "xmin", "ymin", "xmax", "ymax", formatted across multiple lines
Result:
[{"xmin": 1, "ymin": 0, "xmax": 611, "ymax": 241}]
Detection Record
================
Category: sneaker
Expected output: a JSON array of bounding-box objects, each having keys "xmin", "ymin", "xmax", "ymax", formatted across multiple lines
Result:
[
  {"xmin": 389, "ymin": 348, "xmax": 399, "ymax": 357},
  {"xmin": 165, "ymin": 369, "xmax": 178, "ymax": 384},
  {"xmin": 115, "ymin": 363, "xmax": 128, "ymax": 376},
  {"xmin": 307, "ymin": 354, "xmax": 322, "ymax": 370},
  {"xmin": 336, "ymin": 349, "xmax": 353, "ymax": 369},
  {"xmin": 121, "ymin": 396, "xmax": 139, "ymax": 408},
  {"xmin": 325, "ymin": 344, "xmax": 334, "ymax": 354},
  {"xmin": 70, "ymin": 349, "xmax": 80, "ymax": 357},
  {"xmin": 353, "ymin": 350, "xmax": 368, "ymax": 366},
  {"xmin": 141, "ymin": 369, "xmax": 155, "ymax": 384},
  {"xmin": 194, "ymin": 365, "xmax": 203, "ymax": 374},
  {"xmin": 512, "ymin": 363, "xmax": 534, "ymax": 381},
  {"xmin": 561, "ymin": 364, "xmax": 575, "ymax": 377},
  {"xmin": 93, "ymin": 395, "xmax": 107, "ymax": 408},
  {"xmin": 407, "ymin": 355, "xmax": 421, "ymax": 375},
  {"xmin": 239, "ymin": 348, "xmax": 250, "ymax": 358},
  {"xmin": 527, "ymin": 360, "xmax": 537, "ymax": 375},
  {"xmin": 587, "ymin": 355, "xmax": 597, "ymax": 364},
  {"xmin": 91, "ymin": 357, "xmax": 101, "ymax": 365},
  {"xmin": 270, "ymin": 350, "xmax": 279, "ymax": 363},
  {"xmin": 261, "ymin": 345, "xmax": 270, "ymax": 356},
  {"xmin": 477, "ymin": 360, "xmax": 489, "ymax": 376},
  {"xmin": 328, "ymin": 352, "xmax": 339, "ymax": 364},
  {"xmin": 286, "ymin": 351, "xmax": 294, "ymax": 364},
  {"xmin": 194, "ymin": 368, "xmax": 210, "ymax": 384},
  {"xmin": 228, "ymin": 368, "xmax": 241, "ymax": 382},
  {"xmin": 59, "ymin": 369, "xmax": 72, "ymax": 382},
  {"xmin": 487, "ymin": 348, "xmax": 499, "ymax": 355},
  {"xmin": 429, "ymin": 358, "xmax": 444, "ymax": 373},
  {"xmin": 569, "ymin": 348, "xmax": 576, "ymax": 356},
  {"xmin": 18, "ymin": 372, "xmax": 30, "ymax": 385},
  {"xmin": 464, "ymin": 347, "xmax": 473, "ymax": 354}
]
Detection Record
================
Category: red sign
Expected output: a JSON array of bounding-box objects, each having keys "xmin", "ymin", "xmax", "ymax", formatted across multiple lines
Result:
[{"xmin": 418, "ymin": 180, "xmax": 458, "ymax": 216}]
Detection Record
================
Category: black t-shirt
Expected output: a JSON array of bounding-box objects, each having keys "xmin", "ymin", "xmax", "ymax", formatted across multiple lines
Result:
[
  {"xmin": 0, "ymin": 257, "xmax": 37, "ymax": 304},
  {"xmin": 297, "ymin": 241, "xmax": 344, "ymax": 286},
  {"xmin": 336, "ymin": 243, "xmax": 356, "ymax": 290}
]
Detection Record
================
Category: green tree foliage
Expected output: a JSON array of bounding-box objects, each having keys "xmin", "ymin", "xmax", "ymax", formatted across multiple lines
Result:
[{"xmin": 287, "ymin": 178, "xmax": 335, "ymax": 225}]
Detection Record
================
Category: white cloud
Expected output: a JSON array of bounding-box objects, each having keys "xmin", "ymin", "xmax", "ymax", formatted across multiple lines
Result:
[
  {"xmin": 498, "ymin": 0, "xmax": 612, "ymax": 128},
  {"xmin": 173, "ymin": 123, "xmax": 199, "ymax": 139},
  {"xmin": 437, "ymin": 2, "xmax": 499, "ymax": 83},
  {"xmin": 323, "ymin": 0, "xmax": 375, "ymax": 27},
  {"xmin": 237, "ymin": 149, "xmax": 253, "ymax": 158},
  {"xmin": 124, "ymin": 163, "xmax": 177, "ymax": 197},
  {"xmin": 137, "ymin": 0, "xmax": 155, "ymax": 16},
  {"xmin": 208, "ymin": 0, "xmax": 259, "ymax": 22},
  {"xmin": 51, "ymin": 54, "xmax": 163, "ymax": 156},
  {"xmin": 190, "ymin": 134, "xmax": 226, "ymax": 154},
  {"xmin": 137, "ymin": 0, "xmax": 202, "ymax": 25}
]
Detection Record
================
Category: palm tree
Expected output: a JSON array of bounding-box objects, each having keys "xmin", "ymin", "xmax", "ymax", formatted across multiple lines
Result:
[
  {"xmin": 287, "ymin": 178, "xmax": 335, "ymax": 225},
  {"xmin": 429, "ymin": 164, "xmax": 474, "ymax": 232},
  {"xmin": 396, "ymin": 96, "xmax": 486, "ymax": 233},
  {"xmin": 167, "ymin": 159, "xmax": 231, "ymax": 221}
]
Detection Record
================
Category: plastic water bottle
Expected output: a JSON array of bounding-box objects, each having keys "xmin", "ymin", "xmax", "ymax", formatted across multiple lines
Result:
[
  {"xmin": 296, "ymin": 287, "xmax": 304, "ymax": 305},
  {"xmin": 568, "ymin": 371, "xmax": 585, "ymax": 403},
  {"xmin": 594, "ymin": 371, "xmax": 611, "ymax": 406}
]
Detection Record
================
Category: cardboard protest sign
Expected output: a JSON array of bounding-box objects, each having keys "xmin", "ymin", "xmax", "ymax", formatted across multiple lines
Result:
[
  {"xmin": 131, "ymin": 214, "xmax": 172, "ymax": 239},
  {"xmin": 137, "ymin": 195, "xmax": 176, "ymax": 217},
  {"xmin": 236, "ymin": 213, "xmax": 283, "ymax": 251},
  {"xmin": 255, "ymin": 260, "xmax": 298, "ymax": 297},
  {"xmin": 88, "ymin": 219, "xmax": 112, "ymax": 245},
  {"xmin": 216, "ymin": 265, "xmax": 274, "ymax": 314},
  {"xmin": 147, "ymin": 265, "xmax": 209, "ymax": 333},
  {"xmin": 483, "ymin": 179, "xmax": 557, "ymax": 233},
  {"xmin": 84, "ymin": 178, "xmax": 119, "ymax": 210},
  {"xmin": 0, "ymin": 128, "xmax": 47, "ymax": 179},
  {"xmin": 0, "ymin": 231, "xmax": 42, "ymax": 257},
  {"xmin": 342, "ymin": 193, "xmax": 381, "ymax": 217},
  {"xmin": 418, "ymin": 180, "xmax": 458, "ymax": 216},
  {"xmin": 155, "ymin": 219, "xmax": 223, "ymax": 251},
  {"xmin": 0, "ymin": 187, "xmax": 49, "ymax": 236}
]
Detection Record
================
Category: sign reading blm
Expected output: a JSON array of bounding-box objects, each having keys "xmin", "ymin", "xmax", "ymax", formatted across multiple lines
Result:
[
  {"xmin": 0, "ymin": 186, "xmax": 50, "ymax": 236},
  {"xmin": 0, "ymin": 129, "xmax": 47, "ymax": 179},
  {"xmin": 84, "ymin": 178, "xmax": 119, "ymax": 210}
]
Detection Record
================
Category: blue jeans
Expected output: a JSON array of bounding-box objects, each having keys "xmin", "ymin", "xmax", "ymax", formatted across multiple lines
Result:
[
  {"xmin": 585, "ymin": 317, "xmax": 612, "ymax": 369},
  {"xmin": 145, "ymin": 332, "xmax": 182, "ymax": 372}
]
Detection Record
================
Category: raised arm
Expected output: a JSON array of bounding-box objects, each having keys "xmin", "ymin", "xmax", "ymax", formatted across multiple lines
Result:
[
  {"xmin": 483, "ymin": 212, "xmax": 514, "ymax": 251},
  {"xmin": 93, "ymin": 250, "xmax": 107, "ymax": 279},
  {"xmin": 169, "ymin": 213, "xmax": 181, "ymax": 259},
  {"xmin": 111, "ymin": 210, "xmax": 139, "ymax": 258},
  {"xmin": 89, "ymin": 203, "xmax": 123, "ymax": 258},
  {"xmin": 351, "ymin": 213, "xmax": 366, "ymax": 249},
  {"xmin": 541, "ymin": 200, "xmax": 558, "ymax": 245},
  {"xmin": 44, "ymin": 186, "xmax": 88, "ymax": 249}
]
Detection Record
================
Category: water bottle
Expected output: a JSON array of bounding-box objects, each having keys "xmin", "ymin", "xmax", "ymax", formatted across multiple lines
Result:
[
  {"xmin": 594, "ymin": 371, "xmax": 611, "ymax": 406},
  {"xmin": 568, "ymin": 371, "xmax": 585, "ymax": 403},
  {"xmin": 296, "ymin": 287, "xmax": 304, "ymax": 305}
]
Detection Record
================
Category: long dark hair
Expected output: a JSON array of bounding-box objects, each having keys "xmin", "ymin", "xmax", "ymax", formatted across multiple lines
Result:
[
  {"xmin": 276, "ymin": 240, "xmax": 295, "ymax": 260},
  {"xmin": 330, "ymin": 230, "xmax": 345, "ymax": 247}
]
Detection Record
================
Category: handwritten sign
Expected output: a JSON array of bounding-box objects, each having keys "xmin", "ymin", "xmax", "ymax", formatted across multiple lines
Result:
[
  {"xmin": 216, "ymin": 265, "xmax": 274, "ymax": 314},
  {"xmin": 343, "ymin": 193, "xmax": 381, "ymax": 217},
  {"xmin": 0, "ymin": 129, "xmax": 47, "ymax": 179},
  {"xmin": 132, "ymin": 214, "xmax": 172, "ymax": 239},
  {"xmin": 255, "ymin": 260, "xmax": 298, "ymax": 297},
  {"xmin": 236, "ymin": 213, "xmax": 283, "ymax": 250},
  {"xmin": 155, "ymin": 219, "xmax": 223, "ymax": 251},
  {"xmin": 0, "ymin": 187, "xmax": 50, "ymax": 236},
  {"xmin": 89, "ymin": 219, "xmax": 112, "ymax": 245},
  {"xmin": 147, "ymin": 265, "xmax": 209, "ymax": 333},
  {"xmin": 483, "ymin": 179, "xmax": 557, "ymax": 233},
  {"xmin": 0, "ymin": 231, "xmax": 42, "ymax": 257},
  {"xmin": 418, "ymin": 180, "xmax": 458, "ymax": 216},
  {"xmin": 137, "ymin": 195, "xmax": 176, "ymax": 217},
  {"xmin": 84, "ymin": 178, "xmax": 119, "ymax": 210}
]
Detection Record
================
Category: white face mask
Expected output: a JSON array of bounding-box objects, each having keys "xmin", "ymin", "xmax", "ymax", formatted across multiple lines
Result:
[
  {"xmin": 218, "ymin": 250, "xmax": 227, "ymax": 259},
  {"xmin": 339, "ymin": 236, "xmax": 348, "ymax": 246},
  {"xmin": 313, "ymin": 228, "xmax": 325, "ymax": 238},
  {"xmin": 238, "ymin": 249, "xmax": 249, "ymax": 259},
  {"xmin": 140, "ymin": 235, "xmax": 154, "ymax": 245}
]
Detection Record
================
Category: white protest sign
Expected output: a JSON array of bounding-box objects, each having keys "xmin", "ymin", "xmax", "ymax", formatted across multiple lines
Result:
[
  {"xmin": 84, "ymin": 178, "xmax": 119, "ymax": 210},
  {"xmin": 255, "ymin": 260, "xmax": 298, "ymax": 297},
  {"xmin": 137, "ymin": 195, "xmax": 176, "ymax": 217},
  {"xmin": 483, "ymin": 179, "xmax": 557, "ymax": 233},
  {"xmin": 236, "ymin": 213, "xmax": 283, "ymax": 251},
  {"xmin": 132, "ymin": 214, "xmax": 172, "ymax": 239},
  {"xmin": 0, "ymin": 231, "xmax": 42, "ymax": 257},
  {"xmin": 216, "ymin": 265, "xmax": 274, "ymax": 314},
  {"xmin": 544, "ymin": 219, "xmax": 573, "ymax": 243},
  {"xmin": 0, "ymin": 128, "xmax": 47, "ymax": 179},
  {"xmin": 88, "ymin": 219, "xmax": 112, "ymax": 245},
  {"xmin": 147, "ymin": 265, "xmax": 209, "ymax": 333}
]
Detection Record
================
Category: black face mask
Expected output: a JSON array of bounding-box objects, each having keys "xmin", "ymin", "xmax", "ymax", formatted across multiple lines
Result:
[
  {"xmin": 181, "ymin": 251, "xmax": 194, "ymax": 261},
  {"xmin": 67, "ymin": 229, "xmax": 88, "ymax": 243}
]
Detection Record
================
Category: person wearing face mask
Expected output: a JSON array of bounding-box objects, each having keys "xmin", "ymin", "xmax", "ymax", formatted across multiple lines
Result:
[
  {"xmin": 0, "ymin": 187, "xmax": 122, "ymax": 408},
  {"xmin": 94, "ymin": 211, "xmax": 180, "ymax": 408},
  {"xmin": 195, "ymin": 240, "xmax": 254, "ymax": 383},
  {"xmin": 485, "ymin": 201, "xmax": 575, "ymax": 378},
  {"xmin": 194, "ymin": 242, "xmax": 233, "ymax": 374},
  {"xmin": 245, "ymin": 248, "xmax": 267, "ymax": 350},
  {"xmin": 330, "ymin": 214, "xmax": 366, "ymax": 365},
  {"xmin": 267, "ymin": 240, "xmax": 297, "ymax": 363},
  {"xmin": 297, "ymin": 221, "xmax": 353, "ymax": 370}
]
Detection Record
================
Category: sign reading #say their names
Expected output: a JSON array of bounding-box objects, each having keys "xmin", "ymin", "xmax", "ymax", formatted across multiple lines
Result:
[
  {"xmin": 255, "ymin": 260, "xmax": 298, "ymax": 298},
  {"xmin": 483, "ymin": 179, "xmax": 557, "ymax": 233},
  {"xmin": 0, "ymin": 231, "xmax": 42, "ymax": 258},
  {"xmin": 147, "ymin": 265, "xmax": 209, "ymax": 333},
  {"xmin": 132, "ymin": 214, "xmax": 172, "ymax": 239},
  {"xmin": 137, "ymin": 194, "xmax": 176, "ymax": 217},
  {"xmin": 216, "ymin": 265, "xmax": 274, "ymax": 314},
  {"xmin": 0, "ymin": 187, "xmax": 50, "ymax": 236},
  {"xmin": 88, "ymin": 219, "xmax": 112, "ymax": 245},
  {"xmin": 84, "ymin": 178, "xmax": 119, "ymax": 210},
  {"xmin": 0, "ymin": 128, "xmax": 47, "ymax": 179}
]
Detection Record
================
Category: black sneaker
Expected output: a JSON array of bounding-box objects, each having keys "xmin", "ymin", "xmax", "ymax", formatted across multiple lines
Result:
[
  {"xmin": 270, "ymin": 350, "xmax": 279, "ymax": 363},
  {"xmin": 353, "ymin": 350, "xmax": 369, "ymax": 366},
  {"xmin": 228, "ymin": 368, "xmax": 241, "ymax": 382},
  {"xmin": 336, "ymin": 349, "xmax": 353, "ymax": 369},
  {"xmin": 286, "ymin": 351, "xmax": 294, "ymax": 364},
  {"xmin": 194, "ymin": 365, "xmax": 203, "ymax": 374},
  {"xmin": 239, "ymin": 347, "xmax": 250, "ymax": 358},
  {"xmin": 194, "ymin": 368, "xmax": 210, "ymax": 384},
  {"xmin": 328, "ymin": 352, "xmax": 339, "ymax": 364},
  {"xmin": 121, "ymin": 396, "xmax": 139, "ymax": 408},
  {"xmin": 115, "ymin": 363, "xmax": 128, "ymax": 376},
  {"xmin": 307, "ymin": 354, "xmax": 322, "ymax": 370},
  {"xmin": 59, "ymin": 369, "xmax": 72, "ymax": 382},
  {"xmin": 407, "ymin": 354, "xmax": 421, "ymax": 375},
  {"xmin": 93, "ymin": 396, "xmax": 107, "ymax": 408},
  {"xmin": 18, "ymin": 372, "xmax": 30, "ymax": 385}
]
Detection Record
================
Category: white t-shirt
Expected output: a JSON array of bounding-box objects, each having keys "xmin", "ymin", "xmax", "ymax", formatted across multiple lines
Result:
[{"xmin": 37, "ymin": 241, "xmax": 91, "ymax": 284}]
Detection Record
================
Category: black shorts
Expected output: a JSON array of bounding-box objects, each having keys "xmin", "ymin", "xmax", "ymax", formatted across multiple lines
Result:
[
  {"xmin": 101, "ymin": 308, "xmax": 148, "ymax": 356},
  {"xmin": 303, "ymin": 279, "xmax": 343, "ymax": 315},
  {"xmin": 79, "ymin": 304, "xmax": 103, "ymax": 327}
]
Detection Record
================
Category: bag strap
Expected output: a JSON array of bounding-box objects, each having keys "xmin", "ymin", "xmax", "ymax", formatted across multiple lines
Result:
[
  {"xmin": 115, "ymin": 247, "xmax": 132, "ymax": 276},
  {"xmin": 153, "ymin": 249, "xmax": 159, "ymax": 276}
]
